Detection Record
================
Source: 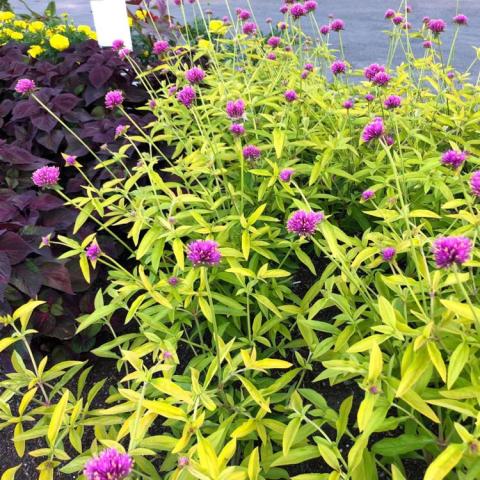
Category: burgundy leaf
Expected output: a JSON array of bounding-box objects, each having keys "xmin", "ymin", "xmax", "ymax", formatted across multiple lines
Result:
[{"xmin": 0, "ymin": 231, "xmax": 33, "ymax": 264}]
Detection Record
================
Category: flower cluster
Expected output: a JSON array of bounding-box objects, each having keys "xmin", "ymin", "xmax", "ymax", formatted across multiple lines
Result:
[
  {"xmin": 287, "ymin": 210, "xmax": 324, "ymax": 236},
  {"xmin": 432, "ymin": 236, "xmax": 472, "ymax": 269},
  {"xmin": 187, "ymin": 240, "xmax": 222, "ymax": 266},
  {"xmin": 84, "ymin": 449, "xmax": 133, "ymax": 480}
]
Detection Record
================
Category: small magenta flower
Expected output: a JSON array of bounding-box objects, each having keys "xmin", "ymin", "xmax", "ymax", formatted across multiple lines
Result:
[
  {"xmin": 364, "ymin": 63, "xmax": 385, "ymax": 81},
  {"xmin": 284, "ymin": 90, "xmax": 298, "ymax": 102},
  {"xmin": 187, "ymin": 240, "xmax": 222, "ymax": 266},
  {"xmin": 64, "ymin": 155, "xmax": 77, "ymax": 166},
  {"xmin": 84, "ymin": 448, "xmax": 133, "ymax": 480},
  {"xmin": 470, "ymin": 171, "xmax": 480, "ymax": 197},
  {"xmin": 365, "ymin": 93, "xmax": 375, "ymax": 102},
  {"xmin": 384, "ymin": 95, "xmax": 402, "ymax": 109},
  {"xmin": 453, "ymin": 14, "xmax": 468, "ymax": 26},
  {"xmin": 304, "ymin": 1, "xmax": 317, "ymax": 12},
  {"xmin": 32, "ymin": 166, "xmax": 60, "ymax": 188},
  {"xmin": 330, "ymin": 19, "xmax": 345, "ymax": 31},
  {"xmin": 290, "ymin": 3, "xmax": 306, "ymax": 19},
  {"xmin": 320, "ymin": 24, "xmax": 330, "ymax": 35},
  {"xmin": 15, "ymin": 78, "xmax": 36, "ymax": 95},
  {"xmin": 267, "ymin": 52, "xmax": 277, "ymax": 60},
  {"xmin": 330, "ymin": 60, "xmax": 346, "ymax": 75},
  {"xmin": 384, "ymin": 9, "xmax": 395, "ymax": 19},
  {"xmin": 447, "ymin": 71, "xmax": 455, "ymax": 79},
  {"xmin": 185, "ymin": 67, "xmax": 205, "ymax": 84},
  {"xmin": 178, "ymin": 457, "xmax": 189, "ymax": 468},
  {"xmin": 280, "ymin": 5, "xmax": 289, "ymax": 14},
  {"xmin": 392, "ymin": 15, "xmax": 403, "ymax": 25},
  {"xmin": 153, "ymin": 40, "xmax": 169, "ymax": 54},
  {"xmin": 403, "ymin": 22, "xmax": 412, "ymax": 30},
  {"xmin": 441, "ymin": 150, "xmax": 467, "ymax": 169},
  {"xmin": 163, "ymin": 351, "xmax": 173, "ymax": 360},
  {"xmin": 115, "ymin": 124, "xmax": 129, "ymax": 137},
  {"xmin": 382, "ymin": 247, "xmax": 396, "ymax": 262},
  {"xmin": 343, "ymin": 99, "xmax": 354, "ymax": 109},
  {"xmin": 362, "ymin": 117, "xmax": 385, "ymax": 143},
  {"xmin": 406, "ymin": 4, "xmax": 412, "ymax": 13},
  {"xmin": 278, "ymin": 21, "xmax": 288, "ymax": 30},
  {"xmin": 112, "ymin": 39, "xmax": 124, "ymax": 51},
  {"xmin": 105, "ymin": 90, "xmax": 124, "ymax": 109},
  {"xmin": 361, "ymin": 189, "xmax": 375, "ymax": 201},
  {"xmin": 372, "ymin": 71, "xmax": 391, "ymax": 86},
  {"xmin": 423, "ymin": 40, "xmax": 433, "ymax": 49},
  {"xmin": 266, "ymin": 17, "xmax": 273, "ymax": 24},
  {"xmin": 177, "ymin": 85, "xmax": 196, "ymax": 108},
  {"xmin": 243, "ymin": 145, "xmax": 261, "ymax": 160},
  {"xmin": 301, "ymin": 70, "xmax": 309, "ymax": 79},
  {"xmin": 226, "ymin": 99, "xmax": 245, "ymax": 120},
  {"xmin": 168, "ymin": 85, "xmax": 178, "ymax": 96},
  {"xmin": 86, "ymin": 242, "xmax": 101, "ymax": 262},
  {"xmin": 168, "ymin": 276, "xmax": 179, "ymax": 286},
  {"xmin": 230, "ymin": 123, "xmax": 245, "ymax": 136},
  {"xmin": 238, "ymin": 9, "xmax": 251, "ymax": 21},
  {"xmin": 267, "ymin": 36, "xmax": 281, "ymax": 48},
  {"xmin": 279, "ymin": 168, "xmax": 294, "ymax": 182},
  {"xmin": 432, "ymin": 236, "xmax": 472, "ymax": 268},
  {"xmin": 118, "ymin": 48, "xmax": 131, "ymax": 60},
  {"xmin": 304, "ymin": 63, "xmax": 314, "ymax": 71},
  {"xmin": 428, "ymin": 19, "xmax": 446, "ymax": 34},
  {"xmin": 243, "ymin": 22, "xmax": 257, "ymax": 35},
  {"xmin": 287, "ymin": 210, "xmax": 324, "ymax": 237},
  {"xmin": 423, "ymin": 16, "xmax": 431, "ymax": 25},
  {"xmin": 385, "ymin": 135, "xmax": 395, "ymax": 146}
]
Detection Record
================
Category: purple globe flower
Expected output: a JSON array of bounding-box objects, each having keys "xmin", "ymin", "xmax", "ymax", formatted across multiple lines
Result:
[
  {"xmin": 168, "ymin": 276, "xmax": 179, "ymax": 286},
  {"xmin": 301, "ymin": 70, "xmax": 310, "ymax": 79},
  {"xmin": 238, "ymin": 9, "xmax": 251, "ymax": 21},
  {"xmin": 115, "ymin": 124, "xmax": 128, "ymax": 137},
  {"xmin": 392, "ymin": 15, "xmax": 403, "ymax": 25},
  {"xmin": 187, "ymin": 240, "xmax": 222, "ymax": 266},
  {"xmin": 153, "ymin": 40, "xmax": 169, "ymax": 54},
  {"xmin": 304, "ymin": 1, "xmax": 317, "ymax": 13},
  {"xmin": 384, "ymin": 9, "xmax": 395, "ymax": 19},
  {"xmin": 343, "ymin": 99, "xmax": 354, "ymax": 109},
  {"xmin": 280, "ymin": 5, "xmax": 289, "ymax": 14},
  {"xmin": 185, "ymin": 67, "xmax": 205, "ymax": 84},
  {"xmin": 230, "ymin": 123, "xmax": 245, "ymax": 136},
  {"xmin": 177, "ymin": 85, "xmax": 196, "ymax": 108},
  {"xmin": 279, "ymin": 168, "xmax": 294, "ymax": 182},
  {"xmin": 304, "ymin": 63, "xmax": 314, "ymax": 71},
  {"xmin": 32, "ymin": 166, "xmax": 60, "ymax": 188},
  {"xmin": 284, "ymin": 90, "xmax": 298, "ymax": 102},
  {"xmin": 105, "ymin": 90, "xmax": 124, "ymax": 109},
  {"xmin": 364, "ymin": 63, "xmax": 385, "ymax": 81},
  {"xmin": 287, "ymin": 210, "xmax": 324, "ymax": 237},
  {"xmin": 382, "ymin": 247, "xmax": 396, "ymax": 262},
  {"xmin": 267, "ymin": 36, "xmax": 281, "ymax": 48},
  {"xmin": 86, "ymin": 242, "xmax": 101, "ymax": 262},
  {"xmin": 406, "ymin": 4, "xmax": 412, "ymax": 13},
  {"xmin": 432, "ymin": 236, "xmax": 472, "ymax": 269},
  {"xmin": 428, "ymin": 19, "xmax": 446, "ymax": 34},
  {"xmin": 84, "ymin": 449, "xmax": 133, "ymax": 480},
  {"xmin": 441, "ymin": 150, "xmax": 468, "ymax": 169},
  {"xmin": 362, "ymin": 117, "xmax": 385, "ymax": 143},
  {"xmin": 290, "ymin": 3, "xmax": 306, "ymax": 19},
  {"xmin": 330, "ymin": 19, "xmax": 345, "ymax": 31},
  {"xmin": 453, "ymin": 14, "xmax": 468, "ymax": 26},
  {"xmin": 278, "ymin": 22, "xmax": 288, "ymax": 30},
  {"xmin": 243, "ymin": 22, "xmax": 257, "ymax": 35},
  {"xmin": 226, "ymin": 99, "xmax": 245, "ymax": 120},
  {"xmin": 118, "ymin": 48, "xmax": 131, "ymax": 60},
  {"xmin": 361, "ymin": 189, "xmax": 375, "ymax": 201},
  {"xmin": 178, "ymin": 457, "xmax": 189, "ymax": 468},
  {"xmin": 320, "ymin": 24, "xmax": 330, "ymax": 35},
  {"xmin": 384, "ymin": 95, "xmax": 402, "ymax": 109},
  {"xmin": 423, "ymin": 16, "xmax": 431, "ymax": 25},
  {"xmin": 331, "ymin": 60, "xmax": 346, "ymax": 75},
  {"xmin": 15, "ymin": 78, "xmax": 36, "ymax": 95},
  {"xmin": 372, "ymin": 71, "xmax": 391, "ymax": 86},
  {"xmin": 365, "ymin": 93, "xmax": 375, "ymax": 102},
  {"xmin": 243, "ymin": 145, "xmax": 261, "ymax": 160},
  {"xmin": 267, "ymin": 52, "xmax": 277, "ymax": 60},
  {"xmin": 112, "ymin": 39, "xmax": 125, "ymax": 51},
  {"xmin": 64, "ymin": 155, "xmax": 77, "ymax": 166},
  {"xmin": 470, "ymin": 171, "xmax": 480, "ymax": 197},
  {"xmin": 423, "ymin": 40, "xmax": 433, "ymax": 49}
]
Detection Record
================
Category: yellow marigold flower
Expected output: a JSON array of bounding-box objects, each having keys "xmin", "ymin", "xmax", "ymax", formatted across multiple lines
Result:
[
  {"xmin": 29, "ymin": 21, "xmax": 45, "ymax": 32},
  {"xmin": 88, "ymin": 31, "xmax": 97, "ymax": 40},
  {"xmin": 49, "ymin": 33, "xmax": 70, "ymax": 51},
  {"xmin": 0, "ymin": 12, "xmax": 15, "ymax": 22},
  {"xmin": 14, "ymin": 20, "xmax": 27, "ymax": 29},
  {"xmin": 135, "ymin": 9, "xmax": 147, "ymax": 21},
  {"xmin": 77, "ymin": 25, "xmax": 91, "ymax": 35},
  {"xmin": 128, "ymin": 17, "xmax": 133, "ymax": 27},
  {"xmin": 198, "ymin": 39, "xmax": 213, "ymax": 50},
  {"xmin": 9, "ymin": 31, "xmax": 23, "ymax": 40},
  {"xmin": 209, "ymin": 20, "xmax": 228, "ymax": 35},
  {"xmin": 27, "ymin": 45, "xmax": 44, "ymax": 58}
]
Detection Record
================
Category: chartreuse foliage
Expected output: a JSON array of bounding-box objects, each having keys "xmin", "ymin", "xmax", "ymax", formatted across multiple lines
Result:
[{"xmin": 2, "ymin": 1, "xmax": 480, "ymax": 480}]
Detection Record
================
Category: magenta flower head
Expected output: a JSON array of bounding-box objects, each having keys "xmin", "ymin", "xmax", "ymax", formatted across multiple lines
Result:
[
  {"xmin": 290, "ymin": 3, "xmax": 306, "ymax": 19},
  {"xmin": 243, "ymin": 145, "xmax": 261, "ymax": 160},
  {"xmin": 384, "ymin": 95, "xmax": 402, "ymax": 109},
  {"xmin": 301, "ymin": 70, "xmax": 309, "ymax": 79},
  {"xmin": 280, "ymin": 5, "xmax": 289, "ymax": 14},
  {"xmin": 470, "ymin": 171, "xmax": 480, "ymax": 197},
  {"xmin": 406, "ymin": 4, "xmax": 412, "ymax": 13},
  {"xmin": 105, "ymin": 90, "xmax": 124, "ymax": 109},
  {"xmin": 178, "ymin": 456, "xmax": 189, "ymax": 468},
  {"xmin": 361, "ymin": 189, "xmax": 375, "ymax": 201},
  {"xmin": 187, "ymin": 240, "xmax": 221, "ymax": 267},
  {"xmin": 304, "ymin": 63, "xmax": 314, "ymax": 71},
  {"xmin": 32, "ymin": 166, "xmax": 60, "ymax": 188},
  {"xmin": 372, "ymin": 71, "xmax": 391, "ymax": 86},
  {"xmin": 118, "ymin": 48, "xmax": 131, "ymax": 60},
  {"xmin": 243, "ymin": 22, "xmax": 257, "ymax": 35},
  {"xmin": 177, "ymin": 85, "xmax": 196, "ymax": 108},
  {"xmin": 364, "ymin": 63, "xmax": 385, "ymax": 81},
  {"xmin": 453, "ymin": 14, "xmax": 468, "ymax": 26},
  {"xmin": 168, "ymin": 276, "xmax": 179, "ymax": 286},
  {"xmin": 304, "ymin": 1, "xmax": 317, "ymax": 12},
  {"xmin": 422, "ymin": 16, "xmax": 431, "ymax": 25},
  {"xmin": 343, "ymin": 99, "xmax": 354, "ymax": 109},
  {"xmin": 64, "ymin": 154, "xmax": 77, "ymax": 166},
  {"xmin": 279, "ymin": 168, "xmax": 294, "ymax": 182},
  {"xmin": 362, "ymin": 117, "xmax": 385, "ymax": 143},
  {"xmin": 382, "ymin": 247, "xmax": 396, "ymax": 262},
  {"xmin": 115, "ymin": 124, "xmax": 129, "ymax": 137},
  {"xmin": 86, "ymin": 242, "xmax": 101, "ymax": 263},
  {"xmin": 267, "ymin": 36, "xmax": 281, "ymax": 48},
  {"xmin": 112, "ymin": 39, "xmax": 125, "ymax": 51},
  {"xmin": 230, "ymin": 123, "xmax": 245, "ymax": 136},
  {"xmin": 287, "ymin": 210, "xmax": 324, "ymax": 236},
  {"xmin": 278, "ymin": 21, "xmax": 288, "ymax": 30},
  {"xmin": 284, "ymin": 90, "xmax": 298, "ymax": 102},
  {"xmin": 428, "ymin": 19, "xmax": 446, "ymax": 34},
  {"xmin": 238, "ymin": 9, "xmax": 251, "ymax": 21},
  {"xmin": 384, "ymin": 9, "xmax": 395, "ymax": 19},
  {"xmin": 153, "ymin": 40, "xmax": 169, "ymax": 54},
  {"xmin": 392, "ymin": 15, "xmax": 403, "ymax": 25},
  {"xmin": 185, "ymin": 67, "xmax": 205, "ymax": 84},
  {"xmin": 365, "ymin": 93, "xmax": 375, "ymax": 102},
  {"xmin": 330, "ymin": 60, "xmax": 346, "ymax": 75},
  {"xmin": 330, "ymin": 19, "xmax": 345, "ymax": 31},
  {"xmin": 15, "ymin": 78, "xmax": 36, "ymax": 95},
  {"xmin": 84, "ymin": 448, "xmax": 133, "ymax": 480},
  {"xmin": 423, "ymin": 40, "xmax": 433, "ymax": 49},
  {"xmin": 267, "ymin": 52, "xmax": 277, "ymax": 60},
  {"xmin": 320, "ymin": 24, "xmax": 330, "ymax": 35},
  {"xmin": 226, "ymin": 99, "xmax": 245, "ymax": 120},
  {"xmin": 432, "ymin": 236, "xmax": 472, "ymax": 269},
  {"xmin": 441, "ymin": 150, "xmax": 468, "ymax": 169}
]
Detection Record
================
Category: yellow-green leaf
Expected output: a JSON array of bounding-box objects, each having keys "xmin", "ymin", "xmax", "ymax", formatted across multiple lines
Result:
[
  {"xmin": 424, "ymin": 444, "xmax": 465, "ymax": 480},
  {"xmin": 48, "ymin": 390, "xmax": 69, "ymax": 446}
]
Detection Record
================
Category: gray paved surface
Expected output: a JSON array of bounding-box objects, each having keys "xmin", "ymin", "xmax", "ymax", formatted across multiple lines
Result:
[{"xmin": 9, "ymin": 0, "xmax": 480, "ymax": 74}]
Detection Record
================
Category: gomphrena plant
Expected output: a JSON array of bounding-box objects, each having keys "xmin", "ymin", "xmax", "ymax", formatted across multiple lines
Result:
[{"xmin": 1, "ymin": 1, "xmax": 480, "ymax": 479}]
